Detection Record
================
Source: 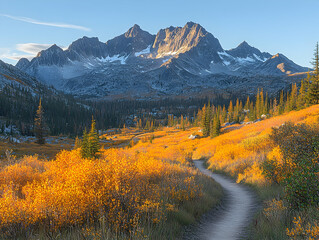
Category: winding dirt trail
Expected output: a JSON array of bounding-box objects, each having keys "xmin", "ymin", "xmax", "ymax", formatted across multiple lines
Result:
[{"xmin": 184, "ymin": 160, "xmax": 258, "ymax": 240}]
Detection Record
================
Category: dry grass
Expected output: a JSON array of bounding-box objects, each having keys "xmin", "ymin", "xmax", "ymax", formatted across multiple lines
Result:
[
  {"xmin": 1, "ymin": 104, "xmax": 318, "ymax": 239},
  {"xmin": 0, "ymin": 127, "xmax": 222, "ymax": 239},
  {"xmin": 192, "ymin": 105, "xmax": 319, "ymax": 185},
  {"xmin": 0, "ymin": 140, "xmax": 73, "ymax": 162}
]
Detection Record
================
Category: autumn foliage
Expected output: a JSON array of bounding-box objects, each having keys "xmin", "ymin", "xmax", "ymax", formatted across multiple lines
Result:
[
  {"xmin": 0, "ymin": 128, "xmax": 220, "ymax": 239},
  {"xmin": 193, "ymin": 105, "xmax": 319, "ymax": 186}
]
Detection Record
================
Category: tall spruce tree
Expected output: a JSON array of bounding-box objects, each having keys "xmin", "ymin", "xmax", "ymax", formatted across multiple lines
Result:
[
  {"xmin": 88, "ymin": 117, "xmax": 100, "ymax": 158},
  {"xmin": 34, "ymin": 98, "xmax": 48, "ymax": 144},
  {"xmin": 81, "ymin": 128, "xmax": 89, "ymax": 158},
  {"xmin": 307, "ymin": 43, "xmax": 319, "ymax": 104},
  {"xmin": 210, "ymin": 114, "xmax": 221, "ymax": 138},
  {"xmin": 227, "ymin": 100, "xmax": 234, "ymax": 123},
  {"xmin": 297, "ymin": 80, "xmax": 306, "ymax": 109},
  {"xmin": 204, "ymin": 103, "xmax": 211, "ymax": 136},
  {"xmin": 279, "ymin": 90, "xmax": 284, "ymax": 114},
  {"xmin": 180, "ymin": 115, "xmax": 185, "ymax": 131},
  {"xmin": 81, "ymin": 117, "xmax": 100, "ymax": 158},
  {"xmin": 74, "ymin": 136, "xmax": 81, "ymax": 149}
]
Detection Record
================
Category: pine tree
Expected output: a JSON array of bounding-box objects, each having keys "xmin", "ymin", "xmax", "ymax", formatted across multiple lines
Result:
[
  {"xmin": 220, "ymin": 105, "xmax": 227, "ymax": 125},
  {"xmin": 279, "ymin": 90, "xmax": 284, "ymax": 114},
  {"xmin": 88, "ymin": 117, "xmax": 100, "ymax": 158},
  {"xmin": 255, "ymin": 89, "xmax": 261, "ymax": 119},
  {"xmin": 180, "ymin": 115, "xmax": 185, "ymax": 131},
  {"xmin": 185, "ymin": 116, "xmax": 189, "ymax": 128},
  {"xmin": 244, "ymin": 96, "xmax": 250, "ymax": 111},
  {"xmin": 204, "ymin": 103, "xmax": 211, "ymax": 136},
  {"xmin": 260, "ymin": 89, "xmax": 264, "ymax": 115},
  {"xmin": 273, "ymin": 98, "xmax": 279, "ymax": 116},
  {"xmin": 307, "ymin": 43, "xmax": 319, "ymax": 104},
  {"xmin": 81, "ymin": 117, "xmax": 100, "ymax": 159},
  {"xmin": 239, "ymin": 100, "xmax": 244, "ymax": 122},
  {"xmin": 289, "ymin": 83, "xmax": 298, "ymax": 110},
  {"xmin": 210, "ymin": 114, "xmax": 220, "ymax": 138},
  {"xmin": 249, "ymin": 101, "xmax": 255, "ymax": 121},
  {"xmin": 284, "ymin": 91, "xmax": 291, "ymax": 112},
  {"xmin": 34, "ymin": 98, "xmax": 48, "ymax": 144},
  {"xmin": 264, "ymin": 92, "xmax": 269, "ymax": 114},
  {"xmin": 81, "ymin": 128, "xmax": 89, "ymax": 158},
  {"xmin": 297, "ymin": 80, "xmax": 306, "ymax": 109},
  {"xmin": 201, "ymin": 105, "xmax": 206, "ymax": 131},
  {"xmin": 145, "ymin": 120, "xmax": 150, "ymax": 130},
  {"xmin": 227, "ymin": 100, "xmax": 234, "ymax": 123},
  {"xmin": 233, "ymin": 98, "xmax": 240, "ymax": 123},
  {"xmin": 74, "ymin": 136, "xmax": 81, "ymax": 149}
]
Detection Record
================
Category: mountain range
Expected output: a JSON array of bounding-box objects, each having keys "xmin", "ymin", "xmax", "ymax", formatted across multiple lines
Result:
[{"xmin": 11, "ymin": 22, "xmax": 310, "ymax": 99}]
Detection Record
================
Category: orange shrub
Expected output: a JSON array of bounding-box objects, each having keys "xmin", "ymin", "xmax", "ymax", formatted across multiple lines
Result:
[
  {"xmin": 193, "ymin": 105, "xmax": 319, "ymax": 185},
  {"xmin": 0, "ymin": 139, "xmax": 203, "ymax": 237}
]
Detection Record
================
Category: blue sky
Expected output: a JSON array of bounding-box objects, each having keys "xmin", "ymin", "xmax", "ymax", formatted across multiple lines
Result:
[{"xmin": 0, "ymin": 0, "xmax": 318, "ymax": 67}]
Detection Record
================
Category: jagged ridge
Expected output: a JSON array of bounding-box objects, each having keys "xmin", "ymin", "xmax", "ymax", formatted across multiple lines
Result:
[{"xmin": 13, "ymin": 22, "xmax": 309, "ymax": 99}]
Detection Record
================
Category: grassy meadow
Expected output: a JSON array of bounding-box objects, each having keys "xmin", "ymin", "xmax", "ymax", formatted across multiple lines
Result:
[{"xmin": 0, "ymin": 105, "xmax": 318, "ymax": 239}]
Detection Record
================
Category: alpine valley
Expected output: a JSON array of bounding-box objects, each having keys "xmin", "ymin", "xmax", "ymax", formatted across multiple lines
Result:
[{"xmin": 9, "ymin": 22, "xmax": 309, "ymax": 100}]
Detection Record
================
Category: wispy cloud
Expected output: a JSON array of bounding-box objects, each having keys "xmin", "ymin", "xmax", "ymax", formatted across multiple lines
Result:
[
  {"xmin": 0, "ymin": 48, "xmax": 33, "ymax": 61},
  {"xmin": 1, "ymin": 54, "xmax": 34, "ymax": 61},
  {"xmin": 0, "ymin": 14, "xmax": 91, "ymax": 31},
  {"xmin": 0, "ymin": 43, "xmax": 66, "ymax": 63},
  {"xmin": 16, "ymin": 43, "xmax": 54, "ymax": 55}
]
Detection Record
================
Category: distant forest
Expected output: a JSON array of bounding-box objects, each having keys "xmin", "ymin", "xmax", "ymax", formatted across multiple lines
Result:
[{"xmin": 0, "ymin": 80, "xmax": 300, "ymax": 137}]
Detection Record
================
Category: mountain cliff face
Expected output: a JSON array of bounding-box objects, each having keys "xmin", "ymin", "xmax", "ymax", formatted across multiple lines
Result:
[
  {"xmin": 152, "ymin": 22, "xmax": 222, "ymax": 58},
  {"xmin": 14, "ymin": 22, "xmax": 308, "ymax": 100},
  {"xmin": 66, "ymin": 37, "xmax": 108, "ymax": 60},
  {"xmin": 257, "ymin": 53, "xmax": 309, "ymax": 75},
  {"xmin": 106, "ymin": 24, "xmax": 155, "ymax": 57},
  {"xmin": 227, "ymin": 41, "xmax": 271, "ymax": 60},
  {"xmin": 0, "ymin": 59, "xmax": 53, "ymax": 96}
]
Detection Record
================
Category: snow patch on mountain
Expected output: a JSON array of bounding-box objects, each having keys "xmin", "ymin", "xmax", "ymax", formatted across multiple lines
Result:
[
  {"xmin": 98, "ymin": 55, "xmax": 127, "ymax": 64},
  {"xmin": 236, "ymin": 56, "xmax": 255, "ymax": 63},
  {"xmin": 135, "ymin": 45, "xmax": 151, "ymax": 57}
]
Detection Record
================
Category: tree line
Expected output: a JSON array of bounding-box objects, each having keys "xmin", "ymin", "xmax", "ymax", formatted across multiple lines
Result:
[{"xmin": 197, "ymin": 43, "xmax": 319, "ymax": 138}]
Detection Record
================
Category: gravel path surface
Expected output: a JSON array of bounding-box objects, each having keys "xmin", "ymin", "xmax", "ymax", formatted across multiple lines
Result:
[{"xmin": 183, "ymin": 160, "xmax": 258, "ymax": 240}]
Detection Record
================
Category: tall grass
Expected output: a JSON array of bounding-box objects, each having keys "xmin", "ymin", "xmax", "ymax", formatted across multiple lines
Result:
[{"xmin": 0, "ymin": 128, "xmax": 222, "ymax": 239}]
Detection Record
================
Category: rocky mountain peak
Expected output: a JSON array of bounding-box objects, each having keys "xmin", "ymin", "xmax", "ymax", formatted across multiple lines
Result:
[
  {"xmin": 32, "ymin": 44, "xmax": 68, "ymax": 67},
  {"xmin": 66, "ymin": 36, "xmax": 107, "ymax": 59},
  {"xmin": 227, "ymin": 41, "xmax": 271, "ymax": 61},
  {"xmin": 106, "ymin": 24, "xmax": 155, "ymax": 56},
  {"xmin": 0, "ymin": 59, "xmax": 37, "ymax": 89},
  {"xmin": 271, "ymin": 53, "xmax": 286, "ymax": 59},
  {"xmin": 11, "ymin": 22, "xmax": 309, "ymax": 100},
  {"xmin": 125, "ymin": 24, "xmax": 143, "ymax": 38},
  {"xmin": 16, "ymin": 58, "xmax": 30, "ymax": 71},
  {"xmin": 257, "ymin": 53, "xmax": 309, "ymax": 75},
  {"xmin": 238, "ymin": 41, "xmax": 249, "ymax": 47},
  {"xmin": 152, "ymin": 22, "xmax": 222, "ymax": 58},
  {"xmin": 36, "ymin": 44, "xmax": 63, "ymax": 58},
  {"xmin": 184, "ymin": 21, "xmax": 199, "ymax": 29},
  {"xmin": 68, "ymin": 36, "xmax": 101, "ymax": 49}
]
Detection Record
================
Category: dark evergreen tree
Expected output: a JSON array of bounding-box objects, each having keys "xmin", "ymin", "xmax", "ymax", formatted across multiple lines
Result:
[
  {"xmin": 81, "ymin": 117, "xmax": 100, "ymax": 158},
  {"xmin": 81, "ymin": 128, "xmax": 89, "ymax": 158},
  {"xmin": 180, "ymin": 115, "xmax": 185, "ymax": 131},
  {"xmin": 297, "ymin": 80, "xmax": 306, "ymax": 109},
  {"xmin": 88, "ymin": 117, "xmax": 100, "ymax": 158},
  {"xmin": 74, "ymin": 136, "xmax": 81, "ymax": 149},
  {"xmin": 307, "ymin": 43, "xmax": 319, "ymax": 104},
  {"xmin": 34, "ymin": 98, "xmax": 48, "ymax": 144},
  {"xmin": 279, "ymin": 90, "xmax": 284, "ymax": 114},
  {"xmin": 204, "ymin": 102, "xmax": 211, "ymax": 136},
  {"xmin": 227, "ymin": 100, "xmax": 234, "ymax": 123},
  {"xmin": 210, "ymin": 114, "xmax": 220, "ymax": 138}
]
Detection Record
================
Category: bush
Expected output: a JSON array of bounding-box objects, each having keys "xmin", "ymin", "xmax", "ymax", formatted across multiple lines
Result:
[{"xmin": 263, "ymin": 122, "xmax": 319, "ymax": 209}]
